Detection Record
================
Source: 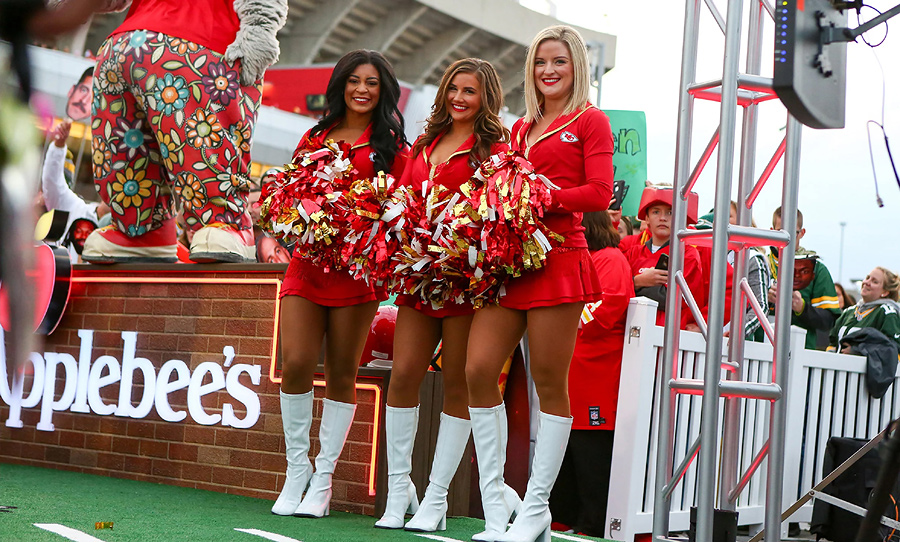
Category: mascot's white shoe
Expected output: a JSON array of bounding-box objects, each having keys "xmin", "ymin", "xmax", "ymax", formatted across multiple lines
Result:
[
  {"xmin": 189, "ymin": 222, "xmax": 255, "ymax": 263},
  {"xmin": 82, "ymin": 220, "xmax": 177, "ymax": 264}
]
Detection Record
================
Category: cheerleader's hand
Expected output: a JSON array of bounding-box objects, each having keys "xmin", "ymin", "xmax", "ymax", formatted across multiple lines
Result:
[{"xmin": 225, "ymin": 0, "xmax": 289, "ymax": 86}]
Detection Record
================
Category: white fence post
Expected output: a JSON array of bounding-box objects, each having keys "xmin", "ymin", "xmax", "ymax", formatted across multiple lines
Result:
[{"xmin": 605, "ymin": 297, "xmax": 660, "ymax": 541}]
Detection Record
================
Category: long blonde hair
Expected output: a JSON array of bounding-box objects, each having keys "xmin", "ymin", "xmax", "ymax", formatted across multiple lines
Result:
[
  {"xmin": 413, "ymin": 58, "xmax": 509, "ymax": 165},
  {"xmin": 876, "ymin": 266, "xmax": 900, "ymax": 301},
  {"xmin": 524, "ymin": 25, "xmax": 592, "ymax": 122}
]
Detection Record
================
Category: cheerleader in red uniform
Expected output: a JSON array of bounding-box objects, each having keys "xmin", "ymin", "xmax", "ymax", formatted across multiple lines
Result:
[
  {"xmin": 547, "ymin": 211, "xmax": 634, "ymax": 537},
  {"xmin": 374, "ymin": 58, "xmax": 513, "ymax": 532},
  {"xmin": 464, "ymin": 26, "xmax": 614, "ymax": 542},
  {"xmin": 272, "ymin": 50, "xmax": 408, "ymax": 518}
]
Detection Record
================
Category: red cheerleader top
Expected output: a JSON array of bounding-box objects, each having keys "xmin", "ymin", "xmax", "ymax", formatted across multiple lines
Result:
[
  {"xmin": 400, "ymin": 132, "xmax": 510, "ymax": 192},
  {"xmin": 292, "ymin": 123, "xmax": 408, "ymax": 180},
  {"xmin": 394, "ymin": 132, "xmax": 507, "ymax": 318},
  {"xmin": 112, "ymin": 0, "xmax": 241, "ymax": 55},
  {"xmin": 510, "ymin": 106, "xmax": 614, "ymax": 249}
]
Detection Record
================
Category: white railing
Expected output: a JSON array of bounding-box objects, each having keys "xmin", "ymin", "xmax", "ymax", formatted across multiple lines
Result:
[{"xmin": 604, "ymin": 297, "xmax": 898, "ymax": 542}]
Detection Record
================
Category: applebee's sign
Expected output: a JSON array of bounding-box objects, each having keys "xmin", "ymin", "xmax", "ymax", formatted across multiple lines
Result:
[{"xmin": 0, "ymin": 328, "xmax": 262, "ymax": 431}]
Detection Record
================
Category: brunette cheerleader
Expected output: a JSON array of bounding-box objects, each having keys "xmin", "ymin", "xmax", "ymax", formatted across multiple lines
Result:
[
  {"xmin": 272, "ymin": 50, "xmax": 407, "ymax": 518},
  {"xmin": 374, "ymin": 58, "xmax": 515, "ymax": 533}
]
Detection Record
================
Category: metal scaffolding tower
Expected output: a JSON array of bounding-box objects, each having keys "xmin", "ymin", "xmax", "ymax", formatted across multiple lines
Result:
[{"xmin": 652, "ymin": 1, "xmax": 803, "ymax": 541}]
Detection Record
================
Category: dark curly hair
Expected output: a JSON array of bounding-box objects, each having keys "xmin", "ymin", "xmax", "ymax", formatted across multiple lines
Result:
[{"xmin": 311, "ymin": 50, "xmax": 407, "ymax": 174}]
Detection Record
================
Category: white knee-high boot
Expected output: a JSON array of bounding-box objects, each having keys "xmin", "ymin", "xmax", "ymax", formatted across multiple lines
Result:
[
  {"xmin": 404, "ymin": 412, "xmax": 470, "ymax": 532},
  {"xmin": 374, "ymin": 405, "xmax": 420, "ymax": 528},
  {"xmin": 496, "ymin": 412, "xmax": 572, "ymax": 542},
  {"xmin": 271, "ymin": 390, "xmax": 313, "ymax": 516},
  {"xmin": 470, "ymin": 404, "xmax": 522, "ymax": 542},
  {"xmin": 294, "ymin": 398, "xmax": 357, "ymax": 518}
]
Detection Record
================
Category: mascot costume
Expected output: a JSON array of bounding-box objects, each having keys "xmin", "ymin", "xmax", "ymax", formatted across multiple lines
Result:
[{"xmin": 83, "ymin": 0, "xmax": 288, "ymax": 263}]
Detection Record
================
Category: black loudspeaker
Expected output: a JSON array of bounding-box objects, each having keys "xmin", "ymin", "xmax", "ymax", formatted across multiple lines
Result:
[
  {"xmin": 688, "ymin": 507, "xmax": 738, "ymax": 542},
  {"xmin": 810, "ymin": 436, "xmax": 900, "ymax": 542}
]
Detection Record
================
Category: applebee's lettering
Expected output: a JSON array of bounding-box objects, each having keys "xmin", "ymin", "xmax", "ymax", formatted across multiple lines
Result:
[{"xmin": 0, "ymin": 328, "xmax": 261, "ymax": 431}]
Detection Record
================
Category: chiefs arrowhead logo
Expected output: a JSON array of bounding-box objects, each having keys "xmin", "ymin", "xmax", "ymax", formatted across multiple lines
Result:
[{"xmin": 560, "ymin": 131, "xmax": 578, "ymax": 143}]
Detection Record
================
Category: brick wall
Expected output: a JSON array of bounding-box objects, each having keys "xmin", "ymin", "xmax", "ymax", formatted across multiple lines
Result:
[{"xmin": 0, "ymin": 264, "xmax": 385, "ymax": 516}]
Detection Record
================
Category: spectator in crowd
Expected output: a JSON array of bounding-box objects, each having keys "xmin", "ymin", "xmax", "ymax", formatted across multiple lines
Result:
[
  {"xmin": 616, "ymin": 214, "xmax": 633, "ymax": 239},
  {"xmin": 834, "ymin": 283, "xmax": 857, "ymax": 310},
  {"xmin": 694, "ymin": 202, "xmax": 771, "ymax": 339},
  {"xmin": 766, "ymin": 207, "xmax": 840, "ymax": 349},
  {"xmin": 623, "ymin": 185, "xmax": 702, "ymax": 329},
  {"xmin": 256, "ymin": 234, "xmax": 290, "ymax": 263},
  {"xmin": 65, "ymin": 67, "xmax": 93, "ymax": 121},
  {"xmin": 549, "ymin": 211, "xmax": 634, "ymax": 537},
  {"xmin": 829, "ymin": 267, "xmax": 900, "ymax": 353},
  {"xmin": 42, "ymin": 118, "xmax": 109, "ymax": 261}
]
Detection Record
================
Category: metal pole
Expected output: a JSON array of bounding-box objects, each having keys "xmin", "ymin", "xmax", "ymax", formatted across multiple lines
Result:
[
  {"xmin": 696, "ymin": 0, "xmax": 744, "ymax": 539},
  {"xmin": 764, "ymin": 114, "xmax": 802, "ymax": 542},
  {"xmin": 652, "ymin": 0, "xmax": 701, "ymax": 538},
  {"xmin": 719, "ymin": 0, "xmax": 764, "ymax": 510}
]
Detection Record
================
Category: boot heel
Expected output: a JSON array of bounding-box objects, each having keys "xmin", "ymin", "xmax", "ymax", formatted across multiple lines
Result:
[
  {"xmin": 437, "ymin": 515, "xmax": 446, "ymax": 531},
  {"xmin": 536, "ymin": 525, "xmax": 550, "ymax": 542},
  {"xmin": 407, "ymin": 483, "xmax": 420, "ymax": 514}
]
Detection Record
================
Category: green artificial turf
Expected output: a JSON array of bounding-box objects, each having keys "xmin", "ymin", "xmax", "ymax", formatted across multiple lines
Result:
[{"xmin": 0, "ymin": 464, "xmax": 608, "ymax": 542}]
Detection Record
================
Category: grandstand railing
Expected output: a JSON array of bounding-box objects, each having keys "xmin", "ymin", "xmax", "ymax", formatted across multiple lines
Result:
[{"xmin": 604, "ymin": 297, "xmax": 898, "ymax": 541}]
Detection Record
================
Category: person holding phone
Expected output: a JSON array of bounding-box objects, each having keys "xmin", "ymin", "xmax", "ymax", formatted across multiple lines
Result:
[{"xmin": 623, "ymin": 185, "xmax": 702, "ymax": 328}]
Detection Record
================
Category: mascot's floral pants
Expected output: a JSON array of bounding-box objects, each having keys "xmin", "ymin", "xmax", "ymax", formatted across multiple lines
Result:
[{"xmin": 91, "ymin": 30, "xmax": 262, "ymax": 237}]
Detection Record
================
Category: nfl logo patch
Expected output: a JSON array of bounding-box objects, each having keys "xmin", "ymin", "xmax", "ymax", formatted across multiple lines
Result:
[
  {"xmin": 589, "ymin": 406, "xmax": 601, "ymax": 426},
  {"xmin": 369, "ymin": 151, "xmax": 377, "ymax": 162},
  {"xmin": 560, "ymin": 131, "xmax": 578, "ymax": 143}
]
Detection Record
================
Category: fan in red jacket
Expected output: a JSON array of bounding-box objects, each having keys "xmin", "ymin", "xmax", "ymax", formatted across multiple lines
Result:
[
  {"xmin": 548, "ymin": 211, "xmax": 635, "ymax": 537},
  {"xmin": 623, "ymin": 185, "xmax": 702, "ymax": 329}
]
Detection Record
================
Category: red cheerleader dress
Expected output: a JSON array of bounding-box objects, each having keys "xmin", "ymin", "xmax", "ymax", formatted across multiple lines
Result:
[
  {"xmin": 280, "ymin": 124, "xmax": 407, "ymax": 306},
  {"xmin": 500, "ymin": 106, "xmax": 615, "ymax": 310},
  {"xmin": 394, "ymin": 133, "xmax": 509, "ymax": 318}
]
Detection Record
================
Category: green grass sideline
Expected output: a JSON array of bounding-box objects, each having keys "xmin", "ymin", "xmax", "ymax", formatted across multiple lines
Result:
[{"xmin": 0, "ymin": 464, "xmax": 608, "ymax": 542}]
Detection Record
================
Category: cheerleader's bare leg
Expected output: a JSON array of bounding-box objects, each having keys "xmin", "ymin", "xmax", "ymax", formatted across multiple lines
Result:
[
  {"xmin": 271, "ymin": 296, "xmax": 327, "ymax": 515},
  {"xmin": 497, "ymin": 303, "xmax": 582, "ymax": 542},
  {"xmin": 465, "ymin": 305, "xmax": 527, "ymax": 542},
  {"xmin": 402, "ymin": 312, "xmax": 473, "ymax": 531},
  {"xmin": 295, "ymin": 300, "xmax": 378, "ymax": 517}
]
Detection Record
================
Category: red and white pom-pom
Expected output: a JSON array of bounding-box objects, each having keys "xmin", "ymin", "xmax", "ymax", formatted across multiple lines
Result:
[
  {"xmin": 388, "ymin": 183, "xmax": 471, "ymax": 308},
  {"xmin": 446, "ymin": 150, "xmax": 564, "ymax": 306},
  {"xmin": 340, "ymin": 171, "xmax": 408, "ymax": 285},
  {"xmin": 257, "ymin": 139, "xmax": 357, "ymax": 270}
]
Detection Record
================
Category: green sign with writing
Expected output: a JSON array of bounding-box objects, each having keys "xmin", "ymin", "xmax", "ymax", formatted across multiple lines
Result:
[{"xmin": 605, "ymin": 110, "xmax": 647, "ymax": 217}]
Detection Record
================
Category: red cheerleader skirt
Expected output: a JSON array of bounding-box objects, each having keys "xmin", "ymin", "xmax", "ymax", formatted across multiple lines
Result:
[
  {"xmin": 395, "ymin": 294, "xmax": 475, "ymax": 319},
  {"xmin": 498, "ymin": 247, "xmax": 602, "ymax": 310},
  {"xmin": 280, "ymin": 257, "xmax": 387, "ymax": 306}
]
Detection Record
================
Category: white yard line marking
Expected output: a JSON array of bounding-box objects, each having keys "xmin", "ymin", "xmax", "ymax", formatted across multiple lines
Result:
[
  {"xmin": 551, "ymin": 532, "xmax": 596, "ymax": 541},
  {"xmin": 33, "ymin": 524, "xmax": 105, "ymax": 542},
  {"xmin": 413, "ymin": 534, "xmax": 466, "ymax": 542},
  {"xmin": 234, "ymin": 527, "xmax": 303, "ymax": 542}
]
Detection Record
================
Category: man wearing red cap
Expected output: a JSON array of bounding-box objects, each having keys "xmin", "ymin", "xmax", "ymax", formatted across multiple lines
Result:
[{"xmin": 623, "ymin": 185, "xmax": 703, "ymax": 328}]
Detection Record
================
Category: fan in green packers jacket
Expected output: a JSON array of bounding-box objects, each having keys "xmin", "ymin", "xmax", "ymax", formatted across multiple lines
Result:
[
  {"xmin": 829, "ymin": 267, "xmax": 900, "ymax": 353},
  {"xmin": 766, "ymin": 208, "xmax": 840, "ymax": 350}
]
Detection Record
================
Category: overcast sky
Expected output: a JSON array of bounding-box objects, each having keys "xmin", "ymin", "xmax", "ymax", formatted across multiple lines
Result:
[{"xmin": 520, "ymin": 0, "xmax": 900, "ymax": 285}]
